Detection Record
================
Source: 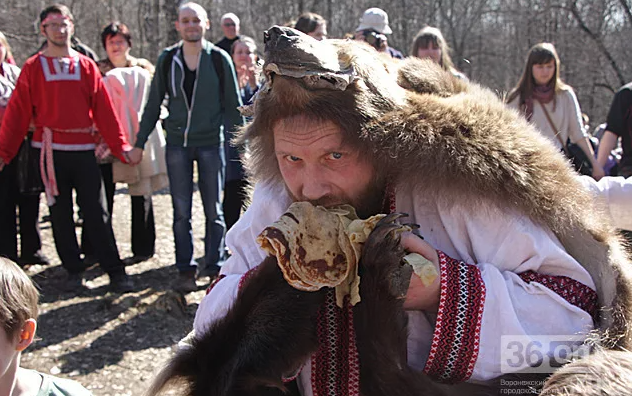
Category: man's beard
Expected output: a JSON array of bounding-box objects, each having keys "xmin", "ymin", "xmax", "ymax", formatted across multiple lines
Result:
[
  {"xmin": 45, "ymin": 34, "xmax": 69, "ymax": 48},
  {"xmin": 287, "ymin": 173, "xmax": 387, "ymax": 219},
  {"xmin": 182, "ymin": 32, "xmax": 203, "ymax": 43}
]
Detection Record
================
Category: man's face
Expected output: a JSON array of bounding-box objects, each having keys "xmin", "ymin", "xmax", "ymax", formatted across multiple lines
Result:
[
  {"xmin": 221, "ymin": 17, "xmax": 239, "ymax": 39},
  {"xmin": 176, "ymin": 6, "xmax": 209, "ymax": 43},
  {"xmin": 274, "ymin": 116, "xmax": 383, "ymax": 217},
  {"xmin": 40, "ymin": 13, "xmax": 73, "ymax": 48}
]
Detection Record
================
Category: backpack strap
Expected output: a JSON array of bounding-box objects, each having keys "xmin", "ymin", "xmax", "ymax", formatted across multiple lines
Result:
[
  {"xmin": 161, "ymin": 44, "xmax": 225, "ymax": 109},
  {"xmin": 161, "ymin": 46, "xmax": 179, "ymax": 97},
  {"xmin": 210, "ymin": 46, "xmax": 225, "ymax": 111}
]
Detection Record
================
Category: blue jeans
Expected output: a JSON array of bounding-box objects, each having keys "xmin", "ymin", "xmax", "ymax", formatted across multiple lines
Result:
[{"xmin": 166, "ymin": 144, "xmax": 225, "ymax": 273}]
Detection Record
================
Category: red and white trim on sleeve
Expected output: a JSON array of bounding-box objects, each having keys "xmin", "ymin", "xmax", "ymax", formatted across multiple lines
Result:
[
  {"xmin": 205, "ymin": 274, "xmax": 226, "ymax": 295},
  {"xmin": 311, "ymin": 290, "xmax": 360, "ymax": 396},
  {"xmin": 518, "ymin": 271, "xmax": 598, "ymax": 318},
  {"xmin": 423, "ymin": 251, "xmax": 486, "ymax": 384},
  {"xmin": 238, "ymin": 266, "xmax": 259, "ymax": 290}
]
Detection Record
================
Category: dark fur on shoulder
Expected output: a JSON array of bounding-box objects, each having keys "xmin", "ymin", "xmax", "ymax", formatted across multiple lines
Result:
[
  {"xmin": 147, "ymin": 258, "xmax": 325, "ymax": 396},
  {"xmin": 354, "ymin": 215, "xmax": 442, "ymax": 395},
  {"xmin": 147, "ymin": 215, "xmax": 489, "ymax": 396}
]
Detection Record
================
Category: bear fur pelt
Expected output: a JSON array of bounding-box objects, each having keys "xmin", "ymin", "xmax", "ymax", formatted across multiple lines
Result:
[
  {"xmin": 147, "ymin": 26, "xmax": 632, "ymax": 396},
  {"xmin": 241, "ymin": 26, "xmax": 632, "ymax": 349},
  {"xmin": 147, "ymin": 216, "xmax": 498, "ymax": 396}
]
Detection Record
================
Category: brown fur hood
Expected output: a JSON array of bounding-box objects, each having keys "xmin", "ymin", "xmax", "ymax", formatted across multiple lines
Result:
[{"xmin": 239, "ymin": 26, "xmax": 632, "ymax": 348}]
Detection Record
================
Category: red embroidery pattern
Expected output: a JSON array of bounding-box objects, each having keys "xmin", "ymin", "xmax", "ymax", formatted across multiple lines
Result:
[
  {"xmin": 383, "ymin": 182, "xmax": 397, "ymax": 214},
  {"xmin": 310, "ymin": 182, "xmax": 395, "ymax": 395},
  {"xmin": 238, "ymin": 266, "xmax": 259, "ymax": 290},
  {"xmin": 282, "ymin": 364, "xmax": 304, "ymax": 383},
  {"xmin": 423, "ymin": 251, "xmax": 486, "ymax": 383},
  {"xmin": 518, "ymin": 271, "xmax": 598, "ymax": 318},
  {"xmin": 312, "ymin": 290, "xmax": 360, "ymax": 396},
  {"xmin": 205, "ymin": 274, "xmax": 226, "ymax": 295}
]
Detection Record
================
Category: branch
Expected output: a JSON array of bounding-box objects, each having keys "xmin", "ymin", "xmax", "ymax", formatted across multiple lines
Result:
[
  {"xmin": 2, "ymin": 31, "xmax": 39, "ymax": 41},
  {"xmin": 568, "ymin": 1, "xmax": 626, "ymax": 86},
  {"xmin": 619, "ymin": 0, "xmax": 632, "ymax": 26},
  {"xmin": 594, "ymin": 82, "xmax": 616, "ymax": 94}
]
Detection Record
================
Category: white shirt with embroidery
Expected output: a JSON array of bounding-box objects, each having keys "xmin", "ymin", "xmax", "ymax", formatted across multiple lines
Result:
[{"xmin": 193, "ymin": 180, "xmax": 595, "ymax": 391}]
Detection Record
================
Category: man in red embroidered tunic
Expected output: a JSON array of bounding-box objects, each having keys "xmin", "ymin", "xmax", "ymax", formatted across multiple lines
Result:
[
  {"xmin": 150, "ymin": 27, "xmax": 631, "ymax": 395},
  {"xmin": 0, "ymin": 4, "xmax": 136, "ymax": 293}
]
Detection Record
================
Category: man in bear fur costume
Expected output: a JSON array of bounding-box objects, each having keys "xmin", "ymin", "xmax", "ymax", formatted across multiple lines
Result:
[{"xmin": 148, "ymin": 27, "xmax": 632, "ymax": 396}]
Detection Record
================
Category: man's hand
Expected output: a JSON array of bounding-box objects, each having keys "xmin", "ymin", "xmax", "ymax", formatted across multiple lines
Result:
[
  {"xmin": 0, "ymin": 157, "xmax": 5, "ymax": 172},
  {"xmin": 401, "ymin": 233, "xmax": 441, "ymax": 312},
  {"xmin": 127, "ymin": 147, "xmax": 143, "ymax": 165}
]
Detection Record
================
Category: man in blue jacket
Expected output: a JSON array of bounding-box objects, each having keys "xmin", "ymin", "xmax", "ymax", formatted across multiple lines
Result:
[{"xmin": 130, "ymin": 2, "xmax": 244, "ymax": 292}]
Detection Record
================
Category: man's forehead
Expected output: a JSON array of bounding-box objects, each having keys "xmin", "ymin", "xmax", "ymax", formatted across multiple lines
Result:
[
  {"xmin": 273, "ymin": 117, "xmax": 349, "ymax": 151},
  {"xmin": 42, "ymin": 12, "xmax": 72, "ymax": 25},
  {"xmin": 179, "ymin": 4, "xmax": 208, "ymax": 20},
  {"xmin": 273, "ymin": 116, "xmax": 340, "ymax": 136}
]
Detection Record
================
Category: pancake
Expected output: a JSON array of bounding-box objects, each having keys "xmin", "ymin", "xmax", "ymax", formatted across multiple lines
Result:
[{"xmin": 257, "ymin": 202, "xmax": 437, "ymax": 307}]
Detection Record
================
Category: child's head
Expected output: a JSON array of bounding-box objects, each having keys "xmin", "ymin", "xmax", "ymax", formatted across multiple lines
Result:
[{"xmin": 0, "ymin": 257, "xmax": 38, "ymax": 346}]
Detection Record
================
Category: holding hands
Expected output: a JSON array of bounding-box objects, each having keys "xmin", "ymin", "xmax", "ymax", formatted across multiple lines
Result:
[{"xmin": 125, "ymin": 147, "xmax": 143, "ymax": 165}]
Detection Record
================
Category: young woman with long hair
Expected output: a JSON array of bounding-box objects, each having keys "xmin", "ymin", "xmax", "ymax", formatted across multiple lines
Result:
[
  {"xmin": 507, "ymin": 42, "xmax": 604, "ymax": 179},
  {"xmin": 410, "ymin": 26, "xmax": 467, "ymax": 80}
]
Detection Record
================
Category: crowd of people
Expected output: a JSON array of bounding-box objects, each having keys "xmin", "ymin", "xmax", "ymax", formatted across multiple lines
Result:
[
  {"xmin": 0, "ymin": 2, "xmax": 630, "ymax": 286},
  {"xmin": 2, "ymin": 2, "xmax": 632, "ymax": 394}
]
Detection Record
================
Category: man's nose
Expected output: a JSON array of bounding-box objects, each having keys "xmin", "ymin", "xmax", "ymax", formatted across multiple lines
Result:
[{"xmin": 300, "ymin": 168, "xmax": 331, "ymax": 202}]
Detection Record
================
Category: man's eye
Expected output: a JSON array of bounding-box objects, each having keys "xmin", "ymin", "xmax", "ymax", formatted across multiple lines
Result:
[
  {"xmin": 286, "ymin": 155, "xmax": 301, "ymax": 162},
  {"xmin": 329, "ymin": 152, "xmax": 343, "ymax": 160}
]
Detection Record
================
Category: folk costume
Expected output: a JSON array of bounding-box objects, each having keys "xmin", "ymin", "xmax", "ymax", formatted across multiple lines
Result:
[
  {"xmin": 194, "ymin": 180, "xmax": 597, "ymax": 392},
  {"xmin": 174, "ymin": 28, "xmax": 632, "ymax": 396},
  {"xmin": 0, "ymin": 51, "xmax": 131, "ymax": 279}
]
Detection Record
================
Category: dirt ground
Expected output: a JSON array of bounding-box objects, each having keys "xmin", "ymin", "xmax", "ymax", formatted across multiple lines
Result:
[{"xmin": 21, "ymin": 185, "xmax": 211, "ymax": 396}]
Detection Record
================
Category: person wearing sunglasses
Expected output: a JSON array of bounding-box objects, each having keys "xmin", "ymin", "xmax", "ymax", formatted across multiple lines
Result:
[{"xmin": 215, "ymin": 13, "xmax": 241, "ymax": 55}]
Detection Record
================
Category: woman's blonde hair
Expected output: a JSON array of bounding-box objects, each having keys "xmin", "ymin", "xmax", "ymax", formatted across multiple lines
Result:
[{"xmin": 0, "ymin": 31, "xmax": 14, "ymax": 63}]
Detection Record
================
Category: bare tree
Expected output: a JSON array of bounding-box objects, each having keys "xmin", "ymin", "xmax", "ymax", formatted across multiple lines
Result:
[{"xmin": 1, "ymin": 0, "xmax": 630, "ymax": 122}]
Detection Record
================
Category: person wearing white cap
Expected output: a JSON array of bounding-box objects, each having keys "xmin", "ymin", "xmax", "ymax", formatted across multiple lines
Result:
[{"xmin": 354, "ymin": 7, "xmax": 403, "ymax": 59}]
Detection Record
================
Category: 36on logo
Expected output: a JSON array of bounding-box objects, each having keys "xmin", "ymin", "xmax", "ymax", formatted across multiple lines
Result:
[{"xmin": 500, "ymin": 335, "xmax": 591, "ymax": 374}]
